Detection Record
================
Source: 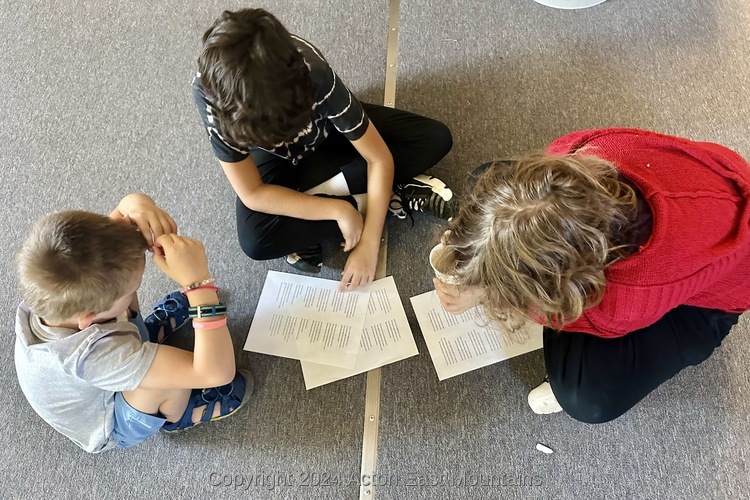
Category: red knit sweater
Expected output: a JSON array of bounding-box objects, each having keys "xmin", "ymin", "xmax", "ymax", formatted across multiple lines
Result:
[{"xmin": 546, "ymin": 128, "xmax": 750, "ymax": 337}]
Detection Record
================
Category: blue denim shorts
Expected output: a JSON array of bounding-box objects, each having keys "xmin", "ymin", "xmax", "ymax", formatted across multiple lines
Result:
[
  {"xmin": 110, "ymin": 312, "xmax": 167, "ymax": 449},
  {"xmin": 112, "ymin": 392, "xmax": 167, "ymax": 449}
]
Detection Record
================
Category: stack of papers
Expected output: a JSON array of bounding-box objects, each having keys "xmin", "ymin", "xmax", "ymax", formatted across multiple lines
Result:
[
  {"xmin": 243, "ymin": 271, "xmax": 545, "ymax": 388},
  {"xmin": 243, "ymin": 271, "xmax": 418, "ymax": 389}
]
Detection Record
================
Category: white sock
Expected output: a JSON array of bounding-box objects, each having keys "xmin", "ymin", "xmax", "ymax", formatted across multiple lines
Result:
[
  {"xmin": 304, "ymin": 172, "xmax": 351, "ymax": 196},
  {"xmin": 353, "ymin": 193, "xmax": 368, "ymax": 215}
]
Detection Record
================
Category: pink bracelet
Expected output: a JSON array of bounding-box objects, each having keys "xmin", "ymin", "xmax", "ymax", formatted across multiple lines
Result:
[
  {"xmin": 182, "ymin": 278, "xmax": 216, "ymax": 292},
  {"xmin": 192, "ymin": 316, "xmax": 227, "ymax": 330},
  {"xmin": 183, "ymin": 285, "xmax": 220, "ymax": 294}
]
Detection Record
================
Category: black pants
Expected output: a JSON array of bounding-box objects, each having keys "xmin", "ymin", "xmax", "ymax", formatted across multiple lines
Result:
[
  {"xmin": 544, "ymin": 305, "xmax": 739, "ymax": 423},
  {"xmin": 236, "ymin": 103, "xmax": 453, "ymax": 260}
]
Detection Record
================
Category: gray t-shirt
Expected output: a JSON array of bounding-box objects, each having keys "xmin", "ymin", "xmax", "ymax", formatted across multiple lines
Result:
[{"xmin": 14, "ymin": 304, "xmax": 158, "ymax": 453}]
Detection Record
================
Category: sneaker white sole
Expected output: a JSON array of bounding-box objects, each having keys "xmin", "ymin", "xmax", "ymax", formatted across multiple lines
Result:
[
  {"xmin": 412, "ymin": 174, "xmax": 454, "ymax": 201},
  {"xmin": 285, "ymin": 253, "xmax": 322, "ymax": 272},
  {"xmin": 286, "ymin": 253, "xmax": 302, "ymax": 264},
  {"xmin": 528, "ymin": 381, "xmax": 563, "ymax": 415}
]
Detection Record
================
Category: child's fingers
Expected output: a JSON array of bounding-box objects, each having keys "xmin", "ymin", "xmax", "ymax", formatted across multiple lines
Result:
[
  {"xmin": 347, "ymin": 273, "xmax": 363, "ymax": 291},
  {"xmin": 149, "ymin": 215, "xmax": 172, "ymax": 240},
  {"xmin": 163, "ymin": 214, "xmax": 178, "ymax": 234},
  {"xmin": 136, "ymin": 222, "xmax": 154, "ymax": 247},
  {"xmin": 339, "ymin": 270, "xmax": 354, "ymax": 292},
  {"xmin": 154, "ymin": 233, "xmax": 179, "ymax": 250},
  {"xmin": 151, "ymin": 212, "xmax": 176, "ymax": 236},
  {"xmin": 151, "ymin": 251, "xmax": 168, "ymax": 273}
]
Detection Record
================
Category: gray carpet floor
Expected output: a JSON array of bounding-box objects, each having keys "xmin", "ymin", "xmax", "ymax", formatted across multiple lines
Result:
[{"xmin": 2, "ymin": 0, "xmax": 749, "ymax": 499}]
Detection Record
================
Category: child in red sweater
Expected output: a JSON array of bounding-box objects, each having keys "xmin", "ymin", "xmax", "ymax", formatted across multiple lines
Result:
[{"xmin": 434, "ymin": 129, "xmax": 750, "ymax": 423}]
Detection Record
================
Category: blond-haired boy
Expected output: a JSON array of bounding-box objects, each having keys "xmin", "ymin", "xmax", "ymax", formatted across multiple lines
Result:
[{"xmin": 14, "ymin": 194, "xmax": 252, "ymax": 452}]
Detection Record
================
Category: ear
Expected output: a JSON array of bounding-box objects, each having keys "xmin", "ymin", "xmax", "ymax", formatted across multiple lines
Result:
[{"xmin": 77, "ymin": 312, "xmax": 97, "ymax": 330}]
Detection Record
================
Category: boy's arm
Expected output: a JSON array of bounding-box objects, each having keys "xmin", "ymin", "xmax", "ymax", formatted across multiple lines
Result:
[
  {"xmin": 221, "ymin": 157, "xmax": 364, "ymax": 251},
  {"xmin": 137, "ymin": 288, "xmax": 235, "ymax": 389},
  {"xmin": 338, "ymin": 122, "xmax": 393, "ymax": 291},
  {"xmin": 136, "ymin": 234, "xmax": 235, "ymax": 389}
]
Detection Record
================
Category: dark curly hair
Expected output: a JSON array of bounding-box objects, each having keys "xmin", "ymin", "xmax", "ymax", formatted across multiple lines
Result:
[{"xmin": 198, "ymin": 9, "xmax": 313, "ymax": 149}]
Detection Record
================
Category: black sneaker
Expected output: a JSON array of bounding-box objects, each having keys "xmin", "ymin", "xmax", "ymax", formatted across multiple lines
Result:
[
  {"xmin": 391, "ymin": 175, "xmax": 456, "ymax": 221},
  {"xmin": 285, "ymin": 243, "xmax": 323, "ymax": 273}
]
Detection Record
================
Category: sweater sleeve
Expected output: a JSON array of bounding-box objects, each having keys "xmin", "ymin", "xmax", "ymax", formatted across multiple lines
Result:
[{"xmin": 546, "ymin": 130, "xmax": 603, "ymax": 155}]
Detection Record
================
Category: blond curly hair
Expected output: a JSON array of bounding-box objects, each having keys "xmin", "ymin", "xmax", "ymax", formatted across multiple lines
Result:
[{"xmin": 437, "ymin": 152, "xmax": 638, "ymax": 328}]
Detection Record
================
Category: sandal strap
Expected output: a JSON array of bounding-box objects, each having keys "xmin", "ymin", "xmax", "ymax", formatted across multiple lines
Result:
[
  {"xmin": 162, "ymin": 388, "xmax": 205, "ymax": 431},
  {"xmin": 144, "ymin": 291, "xmax": 190, "ymax": 344},
  {"xmin": 162, "ymin": 371, "xmax": 249, "ymax": 432}
]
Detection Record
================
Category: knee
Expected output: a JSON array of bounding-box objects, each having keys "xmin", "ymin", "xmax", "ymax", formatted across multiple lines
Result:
[
  {"xmin": 237, "ymin": 226, "xmax": 275, "ymax": 261},
  {"xmin": 238, "ymin": 238, "xmax": 267, "ymax": 261},
  {"xmin": 426, "ymin": 119, "xmax": 453, "ymax": 159},
  {"xmin": 550, "ymin": 378, "xmax": 625, "ymax": 424}
]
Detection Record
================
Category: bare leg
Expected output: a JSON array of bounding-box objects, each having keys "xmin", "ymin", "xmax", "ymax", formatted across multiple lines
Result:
[{"xmin": 122, "ymin": 386, "xmax": 223, "ymax": 423}]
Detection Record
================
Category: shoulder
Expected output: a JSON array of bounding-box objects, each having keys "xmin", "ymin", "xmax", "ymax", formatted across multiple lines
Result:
[
  {"xmin": 292, "ymin": 35, "xmax": 335, "ymax": 95},
  {"xmin": 291, "ymin": 35, "xmax": 329, "ymax": 66},
  {"xmin": 74, "ymin": 323, "xmax": 157, "ymax": 384},
  {"xmin": 546, "ymin": 128, "xmax": 655, "ymax": 155}
]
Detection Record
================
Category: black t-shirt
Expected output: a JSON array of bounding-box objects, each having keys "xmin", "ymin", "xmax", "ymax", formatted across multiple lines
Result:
[{"xmin": 192, "ymin": 35, "xmax": 370, "ymax": 164}]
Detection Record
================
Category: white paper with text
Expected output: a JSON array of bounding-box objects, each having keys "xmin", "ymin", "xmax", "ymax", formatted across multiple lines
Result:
[
  {"xmin": 301, "ymin": 276, "xmax": 418, "ymax": 389},
  {"xmin": 244, "ymin": 271, "xmax": 369, "ymax": 369},
  {"xmin": 410, "ymin": 291, "xmax": 543, "ymax": 380}
]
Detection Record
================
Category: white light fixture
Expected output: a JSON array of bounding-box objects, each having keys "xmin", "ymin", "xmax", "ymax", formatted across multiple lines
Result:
[{"xmin": 534, "ymin": 0, "xmax": 608, "ymax": 9}]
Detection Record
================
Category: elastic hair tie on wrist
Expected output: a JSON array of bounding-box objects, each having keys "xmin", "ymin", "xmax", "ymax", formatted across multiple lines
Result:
[
  {"xmin": 192, "ymin": 316, "xmax": 227, "ymax": 330},
  {"xmin": 183, "ymin": 285, "xmax": 219, "ymax": 294}
]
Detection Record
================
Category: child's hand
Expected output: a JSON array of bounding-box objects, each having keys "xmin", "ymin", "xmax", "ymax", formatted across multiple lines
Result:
[
  {"xmin": 339, "ymin": 237, "xmax": 378, "ymax": 291},
  {"xmin": 433, "ymin": 278, "xmax": 484, "ymax": 315},
  {"xmin": 110, "ymin": 194, "xmax": 177, "ymax": 248},
  {"xmin": 151, "ymin": 234, "xmax": 211, "ymax": 288},
  {"xmin": 336, "ymin": 202, "xmax": 364, "ymax": 252}
]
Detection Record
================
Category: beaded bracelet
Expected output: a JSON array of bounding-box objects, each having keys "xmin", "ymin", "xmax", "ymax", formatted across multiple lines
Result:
[
  {"xmin": 183, "ymin": 285, "xmax": 220, "ymax": 294},
  {"xmin": 188, "ymin": 303, "xmax": 227, "ymax": 319},
  {"xmin": 192, "ymin": 316, "xmax": 227, "ymax": 330},
  {"xmin": 182, "ymin": 277, "xmax": 216, "ymax": 293}
]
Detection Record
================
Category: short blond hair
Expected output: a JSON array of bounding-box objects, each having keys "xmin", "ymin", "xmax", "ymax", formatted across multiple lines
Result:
[
  {"xmin": 16, "ymin": 211, "xmax": 148, "ymax": 323},
  {"xmin": 438, "ymin": 153, "xmax": 637, "ymax": 328}
]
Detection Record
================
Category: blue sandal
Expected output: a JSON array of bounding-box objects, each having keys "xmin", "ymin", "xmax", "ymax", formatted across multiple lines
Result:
[
  {"xmin": 162, "ymin": 369, "xmax": 254, "ymax": 433},
  {"xmin": 144, "ymin": 291, "xmax": 190, "ymax": 344}
]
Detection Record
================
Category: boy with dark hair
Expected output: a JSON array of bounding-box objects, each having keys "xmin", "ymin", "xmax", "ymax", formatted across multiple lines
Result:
[
  {"xmin": 193, "ymin": 8, "xmax": 455, "ymax": 291},
  {"xmin": 15, "ymin": 194, "xmax": 252, "ymax": 452}
]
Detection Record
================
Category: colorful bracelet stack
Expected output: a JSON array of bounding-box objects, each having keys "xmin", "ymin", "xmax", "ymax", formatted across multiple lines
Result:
[
  {"xmin": 183, "ymin": 278, "xmax": 227, "ymax": 330},
  {"xmin": 190, "ymin": 304, "xmax": 227, "ymax": 330}
]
